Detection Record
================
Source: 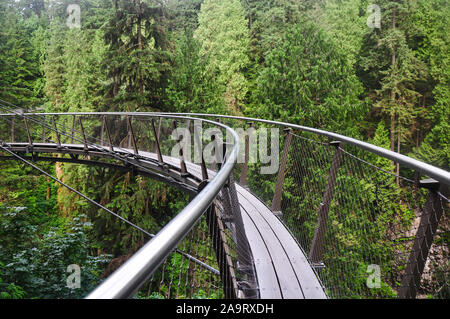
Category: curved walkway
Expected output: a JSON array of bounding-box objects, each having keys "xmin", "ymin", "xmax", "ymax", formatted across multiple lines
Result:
[{"xmin": 2, "ymin": 141, "xmax": 326, "ymax": 299}]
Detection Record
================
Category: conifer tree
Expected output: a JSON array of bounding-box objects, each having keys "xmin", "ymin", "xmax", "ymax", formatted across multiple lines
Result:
[{"xmin": 194, "ymin": 0, "xmax": 251, "ymax": 114}]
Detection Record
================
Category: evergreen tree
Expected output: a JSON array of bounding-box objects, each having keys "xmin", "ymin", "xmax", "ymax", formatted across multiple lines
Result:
[
  {"xmin": 0, "ymin": 2, "xmax": 43, "ymax": 109},
  {"xmin": 357, "ymin": 0, "xmax": 426, "ymax": 171},
  {"xmin": 411, "ymin": 0, "xmax": 450, "ymax": 169},
  {"xmin": 194, "ymin": 0, "xmax": 251, "ymax": 114},
  {"xmin": 103, "ymin": 0, "xmax": 171, "ymax": 111},
  {"xmin": 166, "ymin": 29, "xmax": 225, "ymax": 114},
  {"xmin": 255, "ymin": 20, "xmax": 365, "ymax": 135}
]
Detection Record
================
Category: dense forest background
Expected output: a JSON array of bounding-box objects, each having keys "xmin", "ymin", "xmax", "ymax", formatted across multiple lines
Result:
[{"xmin": 0, "ymin": 0, "xmax": 448, "ymax": 298}]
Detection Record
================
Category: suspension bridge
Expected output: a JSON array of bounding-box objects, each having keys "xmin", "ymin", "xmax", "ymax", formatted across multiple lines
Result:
[{"xmin": 0, "ymin": 102, "xmax": 448, "ymax": 299}]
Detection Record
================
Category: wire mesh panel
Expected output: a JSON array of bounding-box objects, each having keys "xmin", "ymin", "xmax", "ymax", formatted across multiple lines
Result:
[
  {"xmin": 278, "ymin": 135, "xmax": 449, "ymax": 299},
  {"xmin": 0, "ymin": 109, "xmax": 244, "ymax": 299},
  {"xmin": 143, "ymin": 214, "xmax": 224, "ymax": 299}
]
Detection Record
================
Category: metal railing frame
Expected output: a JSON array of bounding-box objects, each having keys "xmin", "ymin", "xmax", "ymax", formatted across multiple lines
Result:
[
  {"xmin": 1, "ymin": 111, "xmax": 449, "ymax": 299},
  {"xmin": 0, "ymin": 112, "xmax": 240, "ymax": 299}
]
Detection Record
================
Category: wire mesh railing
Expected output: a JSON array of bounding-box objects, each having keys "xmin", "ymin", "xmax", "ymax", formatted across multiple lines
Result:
[
  {"xmin": 170, "ymin": 113, "xmax": 449, "ymax": 299},
  {"xmin": 1, "ymin": 106, "xmax": 449, "ymax": 299},
  {"xmin": 0, "ymin": 107, "xmax": 249, "ymax": 299}
]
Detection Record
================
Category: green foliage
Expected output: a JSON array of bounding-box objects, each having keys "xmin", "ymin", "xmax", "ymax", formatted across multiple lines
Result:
[
  {"xmin": 166, "ymin": 29, "xmax": 226, "ymax": 114},
  {"xmin": 0, "ymin": 205, "xmax": 111, "ymax": 299},
  {"xmin": 0, "ymin": 0, "xmax": 448, "ymax": 299},
  {"xmin": 254, "ymin": 20, "xmax": 366, "ymax": 135},
  {"xmin": 195, "ymin": 0, "xmax": 251, "ymax": 113}
]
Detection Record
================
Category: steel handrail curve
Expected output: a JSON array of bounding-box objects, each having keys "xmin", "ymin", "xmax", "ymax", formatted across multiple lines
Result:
[
  {"xmin": 154, "ymin": 112, "xmax": 450, "ymax": 186},
  {"xmin": 0, "ymin": 111, "xmax": 240, "ymax": 299}
]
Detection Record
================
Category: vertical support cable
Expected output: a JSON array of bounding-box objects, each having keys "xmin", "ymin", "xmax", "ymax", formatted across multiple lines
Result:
[
  {"xmin": 271, "ymin": 128, "xmax": 293, "ymax": 215},
  {"xmin": 308, "ymin": 141, "xmax": 343, "ymax": 264},
  {"xmin": 398, "ymin": 179, "xmax": 449, "ymax": 299}
]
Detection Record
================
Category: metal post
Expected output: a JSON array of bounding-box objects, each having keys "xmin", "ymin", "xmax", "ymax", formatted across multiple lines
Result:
[
  {"xmin": 172, "ymin": 120, "xmax": 188, "ymax": 177},
  {"xmin": 78, "ymin": 116, "xmax": 88, "ymax": 152},
  {"xmin": 218, "ymin": 139, "xmax": 258, "ymax": 298},
  {"xmin": 103, "ymin": 116, "xmax": 114, "ymax": 152},
  {"xmin": 271, "ymin": 128, "xmax": 293, "ymax": 215},
  {"xmin": 308, "ymin": 141, "xmax": 343, "ymax": 264},
  {"xmin": 398, "ymin": 179, "xmax": 449, "ymax": 299},
  {"xmin": 23, "ymin": 117, "xmax": 33, "ymax": 147},
  {"xmin": 151, "ymin": 118, "xmax": 163, "ymax": 164},
  {"xmin": 71, "ymin": 115, "xmax": 76, "ymax": 144},
  {"xmin": 42, "ymin": 115, "xmax": 46, "ymax": 143},
  {"xmin": 127, "ymin": 115, "xmax": 139, "ymax": 155},
  {"xmin": 52, "ymin": 116, "xmax": 61, "ymax": 149},
  {"xmin": 240, "ymin": 122, "xmax": 253, "ymax": 187},
  {"xmin": 10, "ymin": 115, "xmax": 14, "ymax": 143},
  {"xmin": 100, "ymin": 115, "xmax": 105, "ymax": 146},
  {"xmin": 193, "ymin": 120, "xmax": 208, "ymax": 181}
]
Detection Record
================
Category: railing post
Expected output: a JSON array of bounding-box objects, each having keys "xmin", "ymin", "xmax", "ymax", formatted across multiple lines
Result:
[
  {"xmin": 151, "ymin": 119, "xmax": 163, "ymax": 164},
  {"xmin": 271, "ymin": 128, "xmax": 293, "ymax": 216},
  {"xmin": 78, "ymin": 116, "xmax": 88, "ymax": 152},
  {"xmin": 240, "ymin": 122, "xmax": 253, "ymax": 187},
  {"xmin": 23, "ymin": 117, "xmax": 33, "ymax": 147},
  {"xmin": 308, "ymin": 141, "xmax": 343, "ymax": 264},
  {"xmin": 71, "ymin": 115, "xmax": 76, "ymax": 144},
  {"xmin": 10, "ymin": 115, "xmax": 14, "ymax": 143},
  {"xmin": 100, "ymin": 115, "xmax": 105, "ymax": 146},
  {"xmin": 193, "ymin": 120, "xmax": 208, "ymax": 181},
  {"xmin": 127, "ymin": 115, "xmax": 138, "ymax": 155},
  {"xmin": 52, "ymin": 116, "xmax": 61, "ymax": 149},
  {"xmin": 172, "ymin": 120, "xmax": 188, "ymax": 177},
  {"xmin": 103, "ymin": 115, "xmax": 114, "ymax": 152},
  {"xmin": 214, "ymin": 139, "xmax": 258, "ymax": 298},
  {"xmin": 398, "ymin": 179, "xmax": 449, "ymax": 299},
  {"xmin": 42, "ymin": 115, "xmax": 46, "ymax": 143}
]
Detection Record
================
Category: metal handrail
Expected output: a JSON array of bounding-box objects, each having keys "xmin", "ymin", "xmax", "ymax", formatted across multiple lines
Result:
[
  {"xmin": 0, "ymin": 111, "xmax": 240, "ymax": 299},
  {"xmin": 154, "ymin": 113, "xmax": 450, "ymax": 186},
  {"xmin": 76, "ymin": 113, "xmax": 240, "ymax": 298}
]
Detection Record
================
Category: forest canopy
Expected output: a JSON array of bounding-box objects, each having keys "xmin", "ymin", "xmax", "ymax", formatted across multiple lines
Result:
[{"xmin": 0, "ymin": 0, "xmax": 448, "ymax": 299}]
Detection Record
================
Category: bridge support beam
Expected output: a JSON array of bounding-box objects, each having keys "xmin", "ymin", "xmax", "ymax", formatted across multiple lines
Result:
[
  {"xmin": 308, "ymin": 141, "xmax": 343, "ymax": 264},
  {"xmin": 398, "ymin": 180, "xmax": 449, "ymax": 299}
]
